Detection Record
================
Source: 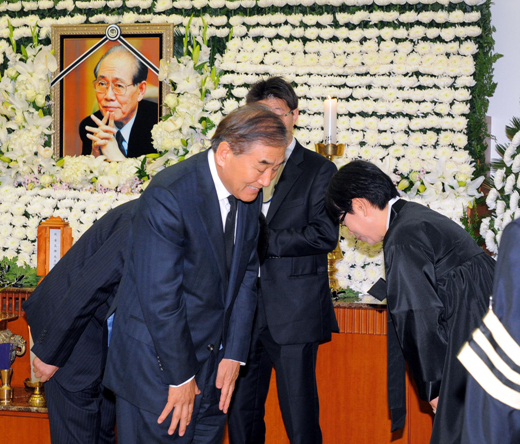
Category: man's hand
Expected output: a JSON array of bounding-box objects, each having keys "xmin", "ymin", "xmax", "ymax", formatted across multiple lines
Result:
[
  {"xmin": 32, "ymin": 356, "xmax": 58, "ymax": 382},
  {"xmin": 429, "ymin": 396, "xmax": 439, "ymax": 414},
  {"xmin": 85, "ymin": 112, "xmax": 122, "ymax": 159},
  {"xmin": 157, "ymin": 380, "xmax": 200, "ymax": 436},
  {"xmin": 216, "ymin": 359, "xmax": 240, "ymax": 414}
]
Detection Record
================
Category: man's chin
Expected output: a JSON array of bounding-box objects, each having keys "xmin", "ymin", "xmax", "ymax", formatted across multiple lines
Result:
[{"xmin": 236, "ymin": 188, "xmax": 261, "ymax": 202}]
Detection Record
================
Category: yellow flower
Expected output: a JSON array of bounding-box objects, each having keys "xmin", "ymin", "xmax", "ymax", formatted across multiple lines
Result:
[{"xmin": 397, "ymin": 179, "xmax": 410, "ymax": 190}]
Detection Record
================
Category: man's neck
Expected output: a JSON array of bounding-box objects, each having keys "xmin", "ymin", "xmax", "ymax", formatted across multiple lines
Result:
[{"xmin": 115, "ymin": 107, "xmax": 138, "ymax": 130}]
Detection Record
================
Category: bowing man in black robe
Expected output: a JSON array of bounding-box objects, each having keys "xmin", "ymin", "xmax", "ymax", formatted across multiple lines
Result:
[
  {"xmin": 458, "ymin": 217, "xmax": 520, "ymax": 444},
  {"xmin": 325, "ymin": 160, "xmax": 495, "ymax": 444}
]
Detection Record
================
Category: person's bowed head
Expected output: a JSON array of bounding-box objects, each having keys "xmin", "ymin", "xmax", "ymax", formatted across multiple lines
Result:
[{"xmin": 325, "ymin": 160, "xmax": 400, "ymax": 245}]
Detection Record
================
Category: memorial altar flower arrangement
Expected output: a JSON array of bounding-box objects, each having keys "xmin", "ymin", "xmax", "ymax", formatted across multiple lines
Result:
[
  {"xmin": 479, "ymin": 117, "xmax": 520, "ymax": 255},
  {"xmin": 0, "ymin": 27, "xmax": 147, "ymax": 193},
  {"xmin": 148, "ymin": 17, "xmax": 222, "ymax": 175},
  {"xmin": 0, "ymin": 26, "xmax": 57, "ymax": 184},
  {"xmin": 0, "ymin": 185, "xmax": 138, "ymax": 268},
  {"xmin": 0, "ymin": 0, "xmax": 496, "ymax": 289}
]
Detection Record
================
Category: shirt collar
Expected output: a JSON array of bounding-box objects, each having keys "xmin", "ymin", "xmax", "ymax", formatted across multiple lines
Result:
[
  {"xmin": 118, "ymin": 110, "xmax": 138, "ymax": 143},
  {"xmin": 207, "ymin": 149, "xmax": 231, "ymax": 202},
  {"xmin": 386, "ymin": 196, "xmax": 401, "ymax": 230},
  {"xmin": 285, "ymin": 137, "xmax": 297, "ymax": 161}
]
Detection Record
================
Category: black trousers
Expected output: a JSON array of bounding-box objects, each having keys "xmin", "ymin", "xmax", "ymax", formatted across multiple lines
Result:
[
  {"xmin": 45, "ymin": 376, "xmax": 116, "ymax": 444},
  {"xmin": 115, "ymin": 351, "xmax": 226, "ymax": 444},
  {"xmin": 228, "ymin": 288, "xmax": 321, "ymax": 444}
]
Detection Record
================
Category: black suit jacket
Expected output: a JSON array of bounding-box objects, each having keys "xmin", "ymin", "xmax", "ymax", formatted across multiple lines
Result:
[
  {"xmin": 23, "ymin": 200, "xmax": 137, "ymax": 392},
  {"xmin": 79, "ymin": 99, "xmax": 158, "ymax": 157},
  {"xmin": 103, "ymin": 151, "xmax": 261, "ymax": 415},
  {"xmin": 260, "ymin": 140, "xmax": 339, "ymax": 345}
]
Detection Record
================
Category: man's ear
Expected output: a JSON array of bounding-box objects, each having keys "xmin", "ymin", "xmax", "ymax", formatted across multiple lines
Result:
[
  {"xmin": 137, "ymin": 81, "xmax": 147, "ymax": 102},
  {"xmin": 351, "ymin": 197, "xmax": 367, "ymax": 216},
  {"xmin": 215, "ymin": 141, "xmax": 232, "ymax": 167},
  {"xmin": 291, "ymin": 108, "xmax": 299, "ymax": 126}
]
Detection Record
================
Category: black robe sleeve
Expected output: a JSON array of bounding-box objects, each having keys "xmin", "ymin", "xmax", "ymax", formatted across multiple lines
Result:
[{"xmin": 385, "ymin": 242, "xmax": 448, "ymax": 401}]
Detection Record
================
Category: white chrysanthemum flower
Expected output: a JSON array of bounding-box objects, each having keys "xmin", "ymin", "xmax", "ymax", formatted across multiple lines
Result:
[
  {"xmin": 494, "ymin": 168, "xmax": 506, "ymax": 190},
  {"xmin": 397, "ymin": 158, "xmax": 411, "ymax": 175},
  {"xmin": 496, "ymin": 200, "xmax": 506, "ymax": 217},
  {"xmin": 486, "ymin": 188, "xmax": 499, "ymax": 210},
  {"xmin": 408, "ymin": 132, "xmax": 424, "ymax": 147},
  {"xmin": 504, "ymin": 174, "xmax": 516, "ymax": 195}
]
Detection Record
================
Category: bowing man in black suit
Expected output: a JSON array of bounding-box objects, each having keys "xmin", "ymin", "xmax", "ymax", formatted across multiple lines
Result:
[
  {"xmin": 102, "ymin": 104, "xmax": 287, "ymax": 443},
  {"xmin": 23, "ymin": 199, "xmax": 138, "ymax": 444},
  {"xmin": 228, "ymin": 77, "xmax": 339, "ymax": 444},
  {"xmin": 79, "ymin": 45, "xmax": 158, "ymax": 159}
]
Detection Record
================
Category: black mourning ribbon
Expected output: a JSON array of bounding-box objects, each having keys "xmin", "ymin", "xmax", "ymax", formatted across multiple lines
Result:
[
  {"xmin": 115, "ymin": 131, "xmax": 126, "ymax": 157},
  {"xmin": 224, "ymin": 195, "xmax": 237, "ymax": 274}
]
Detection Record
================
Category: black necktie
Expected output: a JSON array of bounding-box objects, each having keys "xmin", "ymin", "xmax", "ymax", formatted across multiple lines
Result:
[
  {"xmin": 224, "ymin": 195, "xmax": 237, "ymax": 274},
  {"xmin": 115, "ymin": 131, "xmax": 126, "ymax": 157}
]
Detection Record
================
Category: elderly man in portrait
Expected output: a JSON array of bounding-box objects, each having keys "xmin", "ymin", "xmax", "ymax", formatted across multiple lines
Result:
[
  {"xmin": 79, "ymin": 45, "xmax": 158, "ymax": 159},
  {"xmin": 102, "ymin": 103, "xmax": 287, "ymax": 443}
]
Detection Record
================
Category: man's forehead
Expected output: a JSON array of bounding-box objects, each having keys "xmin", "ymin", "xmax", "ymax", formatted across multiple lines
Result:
[
  {"xmin": 259, "ymin": 97, "xmax": 289, "ymax": 109},
  {"xmin": 98, "ymin": 54, "xmax": 135, "ymax": 80},
  {"xmin": 257, "ymin": 155, "xmax": 285, "ymax": 166},
  {"xmin": 97, "ymin": 74, "xmax": 126, "ymax": 82}
]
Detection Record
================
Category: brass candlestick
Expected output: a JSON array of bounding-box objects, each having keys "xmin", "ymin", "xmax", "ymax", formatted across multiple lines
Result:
[
  {"xmin": 25, "ymin": 378, "xmax": 46, "ymax": 408},
  {"xmin": 315, "ymin": 143, "xmax": 345, "ymax": 292},
  {"xmin": 0, "ymin": 369, "xmax": 13, "ymax": 404}
]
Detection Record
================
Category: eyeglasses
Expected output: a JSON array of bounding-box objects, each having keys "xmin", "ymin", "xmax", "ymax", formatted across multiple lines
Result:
[
  {"xmin": 273, "ymin": 109, "xmax": 293, "ymax": 117},
  {"xmin": 93, "ymin": 79, "xmax": 136, "ymax": 96}
]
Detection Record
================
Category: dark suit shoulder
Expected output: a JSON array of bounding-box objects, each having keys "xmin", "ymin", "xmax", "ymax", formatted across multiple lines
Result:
[
  {"xmin": 137, "ymin": 99, "xmax": 158, "ymax": 115},
  {"xmin": 145, "ymin": 152, "xmax": 201, "ymax": 191},
  {"xmin": 294, "ymin": 141, "xmax": 337, "ymax": 172},
  {"xmin": 385, "ymin": 201, "xmax": 481, "ymax": 255}
]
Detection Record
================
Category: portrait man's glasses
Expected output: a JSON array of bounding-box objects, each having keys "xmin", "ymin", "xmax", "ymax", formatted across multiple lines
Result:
[{"xmin": 93, "ymin": 79, "xmax": 136, "ymax": 96}]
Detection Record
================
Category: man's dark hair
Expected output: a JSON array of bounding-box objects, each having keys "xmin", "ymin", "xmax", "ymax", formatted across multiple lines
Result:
[
  {"xmin": 325, "ymin": 160, "xmax": 399, "ymax": 223},
  {"xmin": 94, "ymin": 45, "xmax": 148, "ymax": 84},
  {"xmin": 246, "ymin": 77, "xmax": 298, "ymax": 111},
  {"xmin": 211, "ymin": 103, "xmax": 287, "ymax": 155}
]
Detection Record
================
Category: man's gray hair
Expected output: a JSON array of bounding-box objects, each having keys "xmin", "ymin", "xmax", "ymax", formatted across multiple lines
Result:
[
  {"xmin": 94, "ymin": 45, "xmax": 148, "ymax": 84},
  {"xmin": 210, "ymin": 104, "xmax": 288, "ymax": 155}
]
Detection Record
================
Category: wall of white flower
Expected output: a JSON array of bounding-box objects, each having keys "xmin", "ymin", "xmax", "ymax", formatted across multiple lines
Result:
[{"xmin": 0, "ymin": 0, "xmax": 497, "ymax": 293}]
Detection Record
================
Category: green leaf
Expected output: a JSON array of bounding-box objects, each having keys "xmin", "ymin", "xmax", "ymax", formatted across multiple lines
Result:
[
  {"xmin": 505, "ymin": 117, "xmax": 520, "ymax": 140},
  {"xmin": 8, "ymin": 21, "xmax": 16, "ymax": 53},
  {"xmin": 0, "ymin": 257, "xmax": 38, "ymax": 289}
]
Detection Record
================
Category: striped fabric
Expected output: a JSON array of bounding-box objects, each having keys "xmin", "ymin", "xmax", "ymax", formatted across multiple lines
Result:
[{"xmin": 458, "ymin": 307, "xmax": 520, "ymax": 409}]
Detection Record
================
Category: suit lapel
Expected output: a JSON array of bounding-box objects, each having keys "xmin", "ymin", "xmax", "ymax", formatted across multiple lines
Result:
[
  {"xmin": 196, "ymin": 153, "xmax": 228, "ymax": 287},
  {"xmin": 266, "ymin": 141, "xmax": 304, "ymax": 224},
  {"xmin": 126, "ymin": 107, "xmax": 141, "ymax": 158}
]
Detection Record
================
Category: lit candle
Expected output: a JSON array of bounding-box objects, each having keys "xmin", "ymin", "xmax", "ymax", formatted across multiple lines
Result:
[
  {"xmin": 28, "ymin": 327, "xmax": 40, "ymax": 383},
  {"xmin": 323, "ymin": 96, "xmax": 338, "ymax": 145}
]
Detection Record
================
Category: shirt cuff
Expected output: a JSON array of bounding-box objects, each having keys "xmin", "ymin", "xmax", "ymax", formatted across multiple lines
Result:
[
  {"xmin": 228, "ymin": 359, "xmax": 245, "ymax": 366},
  {"xmin": 169, "ymin": 375, "xmax": 195, "ymax": 388}
]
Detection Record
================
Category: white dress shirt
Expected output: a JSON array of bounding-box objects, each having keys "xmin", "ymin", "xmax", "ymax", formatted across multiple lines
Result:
[{"xmin": 116, "ymin": 112, "xmax": 137, "ymax": 156}]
